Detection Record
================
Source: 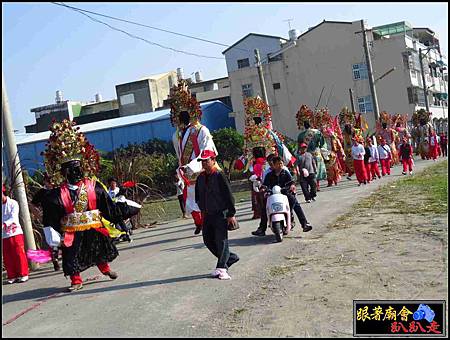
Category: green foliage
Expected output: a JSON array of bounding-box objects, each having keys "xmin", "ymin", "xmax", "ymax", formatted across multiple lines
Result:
[{"xmin": 212, "ymin": 128, "xmax": 244, "ymax": 177}]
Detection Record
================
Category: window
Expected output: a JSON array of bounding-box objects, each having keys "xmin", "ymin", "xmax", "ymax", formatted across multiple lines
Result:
[
  {"xmin": 357, "ymin": 96, "xmax": 373, "ymax": 113},
  {"xmin": 242, "ymin": 83, "xmax": 253, "ymax": 98},
  {"xmin": 237, "ymin": 58, "xmax": 250, "ymax": 69},
  {"xmin": 352, "ymin": 63, "xmax": 368, "ymax": 80},
  {"xmin": 407, "ymin": 87, "xmax": 425, "ymax": 106},
  {"xmin": 119, "ymin": 93, "xmax": 135, "ymax": 105},
  {"xmin": 273, "ymin": 83, "xmax": 281, "ymax": 90}
]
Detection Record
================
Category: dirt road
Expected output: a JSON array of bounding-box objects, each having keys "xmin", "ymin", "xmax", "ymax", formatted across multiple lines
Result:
[{"xmin": 2, "ymin": 158, "xmax": 447, "ymax": 337}]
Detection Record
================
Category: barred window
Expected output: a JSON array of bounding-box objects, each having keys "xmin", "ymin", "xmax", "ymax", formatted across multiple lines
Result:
[
  {"xmin": 357, "ymin": 95, "xmax": 373, "ymax": 113},
  {"xmin": 352, "ymin": 63, "xmax": 368, "ymax": 80},
  {"xmin": 242, "ymin": 83, "xmax": 253, "ymax": 98}
]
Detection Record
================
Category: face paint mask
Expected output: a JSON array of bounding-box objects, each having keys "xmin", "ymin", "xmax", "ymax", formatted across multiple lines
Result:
[{"xmin": 180, "ymin": 111, "xmax": 190, "ymax": 126}]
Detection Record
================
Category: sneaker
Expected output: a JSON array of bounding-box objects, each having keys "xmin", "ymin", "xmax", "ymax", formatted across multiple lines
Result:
[
  {"xmin": 251, "ymin": 228, "xmax": 266, "ymax": 236},
  {"xmin": 311, "ymin": 197, "xmax": 316, "ymax": 202},
  {"xmin": 402, "ymin": 171, "xmax": 406, "ymax": 175},
  {"xmin": 104, "ymin": 271, "xmax": 118, "ymax": 280},
  {"xmin": 305, "ymin": 200, "xmax": 311, "ymax": 203},
  {"xmin": 18, "ymin": 276, "xmax": 29, "ymax": 283},
  {"xmin": 409, "ymin": 171, "xmax": 413, "ymax": 175},
  {"xmin": 67, "ymin": 283, "xmax": 83, "ymax": 292},
  {"xmin": 194, "ymin": 227, "xmax": 202, "ymax": 235},
  {"xmin": 217, "ymin": 268, "xmax": 231, "ymax": 280},
  {"xmin": 346, "ymin": 176, "xmax": 352, "ymax": 180},
  {"xmin": 302, "ymin": 223, "xmax": 313, "ymax": 232},
  {"xmin": 7, "ymin": 278, "xmax": 18, "ymax": 284},
  {"xmin": 211, "ymin": 268, "xmax": 221, "ymax": 278}
]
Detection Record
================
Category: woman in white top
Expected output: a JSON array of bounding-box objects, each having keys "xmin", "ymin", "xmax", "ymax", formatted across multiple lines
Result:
[
  {"xmin": 351, "ymin": 137, "xmax": 368, "ymax": 186},
  {"xmin": 2, "ymin": 185, "xmax": 29, "ymax": 283}
]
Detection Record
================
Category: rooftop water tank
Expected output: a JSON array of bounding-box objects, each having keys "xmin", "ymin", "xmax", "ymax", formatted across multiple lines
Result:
[
  {"xmin": 195, "ymin": 71, "xmax": 203, "ymax": 83},
  {"xmin": 289, "ymin": 29, "xmax": 300, "ymax": 41},
  {"xmin": 55, "ymin": 90, "xmax": 63, "ymax": 104},
  {"xmin": 177, "ymin": 67, "xmax": 184, "ymax": 80}
]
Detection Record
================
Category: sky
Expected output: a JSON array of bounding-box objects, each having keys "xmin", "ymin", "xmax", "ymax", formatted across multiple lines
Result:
[{"xmin": 2, "ymin": 2, "xmax": 448, "ymax": 132}]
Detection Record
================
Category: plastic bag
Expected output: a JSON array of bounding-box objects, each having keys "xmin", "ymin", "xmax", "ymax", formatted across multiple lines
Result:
[{"xmin": 43, "ymin": 226, "xmax": 61, "ymax": 247}]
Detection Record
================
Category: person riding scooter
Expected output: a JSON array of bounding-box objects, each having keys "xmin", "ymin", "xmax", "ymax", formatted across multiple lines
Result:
[{"xmin": 251, "ymin": 156, "xmax": 313, "ymax": 236}]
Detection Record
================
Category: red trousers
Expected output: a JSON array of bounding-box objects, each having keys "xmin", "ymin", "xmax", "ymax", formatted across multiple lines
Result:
[
  {"xmin": 2, "ymin": 234, "xmax": 29, "ymax": 279},
  {"xmin": 353, "ymin": 159, "xmax": 367, "ymax": 184},
  {"xmin": 429, "ymin": 145, "xmax": 439, "ymax": 160},
  {"xmin": 364, "ymin": 163, "xmax": 372, "ymax": 182},
  {"xmin": 70, "ymin": 262, "xmax": 111, "ymax": 285},
  {"xmin": 402, "ymin": 158, "xmax": 413, "ymax": 172},
  {"xmin": 368, "ymin": 161, "xmax": 381, "ymax": 179},
  {"xmin": 380, "ymin": 159, "xmax": 391, "ymax": 175}
]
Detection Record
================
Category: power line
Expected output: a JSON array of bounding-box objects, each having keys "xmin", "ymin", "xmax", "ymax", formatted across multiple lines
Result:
[
  {"xmin": 51, "ymin": 2, "xmax": 249, "ymax": 53},
  {"xmin": 51, "ymin": 2, "xmax": 225, "ymax": 60}
]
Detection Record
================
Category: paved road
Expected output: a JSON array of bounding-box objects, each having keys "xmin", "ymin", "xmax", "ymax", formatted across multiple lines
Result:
[{"xmin": 2, "ymin": 158, "xmax": 446, "ymax": 337}]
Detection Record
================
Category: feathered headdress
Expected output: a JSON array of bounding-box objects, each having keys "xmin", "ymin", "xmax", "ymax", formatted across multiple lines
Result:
[
  {"xmin": 411, "ymin": 109, "xmax": 431, "ymax": 126},
  {"xmin": 392, "ymin": 113, "xmax": 408, "ymax": 128},
  {"xmin": 296, "ymin": 104, "xmax": 314, "ymax": 129},
  {"xmin": 338, "ymin": 107, "xmax": 356, "ymax": 126},
  {"xmin": 314, "ymin": 107, "xmax": 333, "ymax": 131},
  {"xmin": 43, "ymin": 119, "xmax": 100, "ymax": 186},
  {"xmin": 168, "ymin": 79, "xmax": 202, "ymax": 129},
  {"xmin": 379, "ymin": 111, "xmax": 391, "ymax": 126}
]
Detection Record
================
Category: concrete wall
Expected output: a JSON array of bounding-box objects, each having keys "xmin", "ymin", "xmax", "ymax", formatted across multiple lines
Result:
[
  {"xmin": 116, "ymin": 80, "xmax": 152, "ymax": 116},
  {"xmin": 149, "ymin": 71, "xmax": 178, "ymax": 110},
  {"xmin": 224, "ymin": 35, "xmax": 285, "ymax": 73},
  {"xmin": 80, "ymin": 100, "xmax": 119, "ymax": 116}
]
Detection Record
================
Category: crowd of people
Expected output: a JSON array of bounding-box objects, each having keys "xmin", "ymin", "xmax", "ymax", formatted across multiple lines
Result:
[{"xmin": 2, "ymin": 90, "xmax": 448, "ymax": 288}]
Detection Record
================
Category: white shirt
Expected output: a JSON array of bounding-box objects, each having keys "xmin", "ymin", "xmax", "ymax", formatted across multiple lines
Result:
[
  {"xmin": 368, "ymin": 145, "xmax": 379, "ymax": 163},
  {"xmin": 378, "ymin": 144, "xmax": 391, "ymax": 160},
  {"xmin": 2, "ymin": 197, "xmax": 24, "ymax": 239},
  {"xmin": 351, "ymin": 144, "xmax": 365, "ymax": 160},
  {"xmin": 108, "ymin": 187, "xmax": 120, "ymax": 200}
]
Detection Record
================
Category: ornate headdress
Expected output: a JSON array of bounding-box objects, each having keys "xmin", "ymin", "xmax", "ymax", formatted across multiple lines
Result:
[
  {"xmin": 379, "ymin": 111, "xmax": 392, "ymax": 126},
  {"xmin": 43, "ymin": 119, "xmax": 100, "ymax": 186},
  {"xmin": 168, "ymin": 79, "xmax": 202, "ymax": 129},
  {"xmin": 338, "ymin": 107, "xmax": 356, "ymax": 126},
  {"xmin": 296, "ymin": 104, "xmax": 314, "ymax": 129},
  {"xmin": 411, "ymin": 109, "xmax": 431, "ymax": 126},
  {"xmin": 243, "ymin": 96, "xmax": 284, "ymax": 158},
  {"xmin": 391, "ymin": 113, "xmax": 408, "ymax": 128},
  {"xmin": 314, "ymin": 107, "xmax": 333, "ymax": 131}
]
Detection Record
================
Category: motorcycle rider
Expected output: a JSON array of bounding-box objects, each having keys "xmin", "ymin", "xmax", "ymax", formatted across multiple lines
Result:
[{"xmin": 251, "ymin": 156, "xmax": 313, "ymax": 236}]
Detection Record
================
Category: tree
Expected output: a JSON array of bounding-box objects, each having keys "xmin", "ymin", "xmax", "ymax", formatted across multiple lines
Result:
[{"xmin": 212, "ymin": 128, "xmax": 244, "ymax": 178}]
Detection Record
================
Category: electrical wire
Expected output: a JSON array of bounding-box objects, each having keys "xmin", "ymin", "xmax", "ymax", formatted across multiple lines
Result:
[
  {"xmin": 51, "ymin": 2, "xmax": 225, "ymax": 59},
  {"xmin": 51, "ymin": 2, "xmax": 249, "ymax": 54}
]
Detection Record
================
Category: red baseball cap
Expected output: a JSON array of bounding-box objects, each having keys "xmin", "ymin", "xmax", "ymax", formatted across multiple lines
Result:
[
  {"xmin": 2, "ymin": 184, "xmax": 6, "ymax": 193},
  {"xmin": 197, "ymin": 149, "xmax": 217, "ymax": 161},
  {"xmin": 299, "ymin": 143, "xmax": 307, "ymax": 148}
]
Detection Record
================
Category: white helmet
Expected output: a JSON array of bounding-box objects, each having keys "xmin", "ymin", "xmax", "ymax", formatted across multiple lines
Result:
[{"xmin": 272, "ymin": 185, "xmax": 282, "ymax": 194}]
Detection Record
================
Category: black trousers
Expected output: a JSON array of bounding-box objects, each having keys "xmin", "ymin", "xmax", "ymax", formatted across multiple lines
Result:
[
  {"xmin": 440, "ymin": 144, "xmax": 447, "ymax": 157},
  {"xmin": 259, "ymin": 192, "xmax": 308, "ymax": 231},
  {"xmin": 202, "ymin": 213, "xmax": 239, "ymax": 270},
  {"xmin": 299, "ymin": 174, "xmax": 317, "ymax": 201},
  {"xmin": 177, "ymin": 194, "xmax": 186, "ymax": 214}
]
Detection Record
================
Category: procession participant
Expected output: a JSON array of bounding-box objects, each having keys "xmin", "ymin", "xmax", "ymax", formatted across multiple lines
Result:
[
  {"xmin": 296, "ymin": 105, "xmax": 327, "ymax": 191},
  {"xmin": 169, "ymin": 80, "xmax": 218, "ymax": 235},
  {"xmin": 195, "ymin": 150, "xmax": 239, "ymax": 280},
  {"xmin": 428, "ymin": 129, "xmax": 439, "ymax": 161},
  {"xmin": 440, "ymin": 132, "xmax": 448, "ymax": 157},
  {"xmin": 319, "ymin": 110, "xmax": 345, "ymax": 187},
  {"xmin": 378, "ymin": 137, "xmax": 392, "ymax": 176},
  {"xmin": 376, "ymin": 111, "xmax": 399, "ymax": 166},
  {"xmin": 338, "ymin": 107, "xmax": 356, "ymax": 180},
  {"xmin": 351, "ymin": 136, "xmax": 368, "ymax": 186},
  {"xmin": 2, "ymin": 184, "xmax": 29, "ymax": 284},
  {"xmin": 392, "ymin": 113, "xmax": 410, "ymax": 151},
  {"xmin": 366, "ymin": 137, "xmax": 381, "ymax": 180},
  {"xmin": 411, "ymin": 109, "xmax": 433, "ymax": 160},
  {"xmin": 399, "ymin": 136, "xmax": 414, "ymax": 175},
  {"xmin": 297, "ymin": 143, "xmax": 317, "ymax": 203},
  {"xmin": 41, "ymin": 119, "xmax": 127, "ymax": 292}
]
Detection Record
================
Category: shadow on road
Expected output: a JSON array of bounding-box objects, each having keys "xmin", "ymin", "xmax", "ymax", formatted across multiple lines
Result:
[{"xmin": 2, "ymin": 287, "xmax": 65, "ymax": 303}]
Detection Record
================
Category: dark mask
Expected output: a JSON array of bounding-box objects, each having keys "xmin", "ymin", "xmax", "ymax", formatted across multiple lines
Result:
[
  {"xmin": 344, "ymin": 125, "xmax": 352, "ymax": 134},
  {"xmin": 253, "ymin": 117, "xmax": 262, "ymax": 125},
  {"xmin": 382, "ymin": 123, "xmax": 387, "ymax": 129},
  {"xmin": 180, "ymin": 111, "xmax": 190, "ymax": 126},
  {"xmin": 62, "ymin": 160, "xmax": 83, "ymax": 184},
  {"xmin": 304, "ymin": 121, "xmax": 310, "ymax": 129}
]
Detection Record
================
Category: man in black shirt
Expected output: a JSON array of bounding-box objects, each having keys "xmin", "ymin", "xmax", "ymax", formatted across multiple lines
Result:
[
  {"xmin": 252, "ymin": 156, "xmax": 313, "ymax": 236},
  {"xmin": 195, "ymin": 150, "xmax": 239, "ymax": 280}
]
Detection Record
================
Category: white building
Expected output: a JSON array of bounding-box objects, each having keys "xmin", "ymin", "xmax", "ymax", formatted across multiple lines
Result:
[{"xmin": 223, "ymin": 20, "xmax": 448, "ymax": 139}]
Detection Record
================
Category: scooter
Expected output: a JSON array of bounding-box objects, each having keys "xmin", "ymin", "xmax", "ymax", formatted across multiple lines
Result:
[
  {"xmin": 250, "ymin": 175, "xmax": 292, "ymax": 242},
  {"xmin": 265, "ymin": 185, "xmax": 292, "ymax": 242}
]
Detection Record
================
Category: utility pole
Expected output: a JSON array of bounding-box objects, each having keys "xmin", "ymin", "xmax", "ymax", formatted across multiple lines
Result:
[
  {"xmin": 349, "ymin": 88, "xmax": 356, "ymax": 113},
  {"xmin": 419, "ymin": 48, "xmax": 430, "ymax": 112},
  {"xmin": 254, "ymin": 48, "xmax": 270, "ymax": 106},
  {"xmin": 2, "ymin": 73, "xmax": 38, "ymax": 270},
  {"xmin": 358, "ymin": 20, "xmax": 380, "ymax": 121}
]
